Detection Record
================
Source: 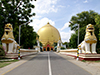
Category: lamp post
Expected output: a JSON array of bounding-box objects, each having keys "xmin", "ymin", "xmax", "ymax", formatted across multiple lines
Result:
[
  {"xmin": 18, "ymin": 22, "xmax": 30, "ymax": 60},
  {"xmin": 19, "ymin": 25, "xmax": 21, "ymax": 46},
  {"xmin": 19, "ymin": 24, "xmax": 24, "ymax": 46},
  {"xmin": 69, "ymin": 21, "xmax": 79, "ymax": 60},
  {"xmin": 77, "ymin": 24, "xmax": 79, "ymax": 61},
  {"xmin": 19, "ymin": 22, "xmax": 30, "ymax": 46},
  {"xmin": 78, "ymin": 24, "xmax": 79, "ymax": 45}
]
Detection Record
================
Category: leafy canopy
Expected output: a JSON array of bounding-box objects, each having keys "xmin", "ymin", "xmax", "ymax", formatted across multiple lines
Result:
[
  {"xmin": 69, "ymin": 10, "xmax": 100, "ymax": 48},
  {"xmin": 0, "ymin": 0, "xmax": 38, "ymax": 48}
]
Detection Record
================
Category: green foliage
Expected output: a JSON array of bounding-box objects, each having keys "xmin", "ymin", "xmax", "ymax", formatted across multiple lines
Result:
[
  {"xmin": 82, "ymin": 60, "xmax": 86, "ymax": 62},
  {"xmin": 95, "ymin": 14, "xmax": 100, "ymax": 42},
  {"xmin": 69, "ymin": 10, "xmax": 100, "ymax": 48},
  {"xmin": 0, "ymin": 62, "xmax": 10, "ymax": 68},
  {"xmin": 94, "ymin": 60, "xmax": 100, "ymax": 62},
  {"xmin": 52, "ymin": 42, "xmax": 57, "ymax": 47},
  {"xmin": 0, "ymin": 0, "xmax": 37, "ymax": 49},
  {"xmin": 60, "ymin": 47, "xmax": 65, "ymax": 50},
  {"xmin": 39, "ymin": 42, "xmax": 43, "ymax": 46},
  {"xmin": 0, "ymin": 59, "xmax": 19, "ymax": 68},
  {"xmin": 69, "ymin": 33, "xmax": 77, "ymax": 48},
  {"xmin": 96, "ymin": 48, "xmax": 100, "ymax": 54},
  {"xmin": 0, "ymin": 45, "xmax": 6, "ymax": 56},
  {"xmin": 63, "ymin": 42, "xmax": 69, "ymax": 48},
  {"xmin": 81, "ymin": 60, "xmax": 100, "ymax": 62},
  {"xmin": 95, "ymin": 15, "xmax": 100, "ymax": 26},
  {"xmin": 21, "ymin": 25, "xmax": 38, "ymax": 49}
]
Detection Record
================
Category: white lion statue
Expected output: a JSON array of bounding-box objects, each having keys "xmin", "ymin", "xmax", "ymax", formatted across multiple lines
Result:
[
  {"xmin": 78, "ymin": 24, "xmax": 97, "ymax": 54},
  {"xmin": 1, "ymin": 23, "xmax": 19, "ymax": 53}
]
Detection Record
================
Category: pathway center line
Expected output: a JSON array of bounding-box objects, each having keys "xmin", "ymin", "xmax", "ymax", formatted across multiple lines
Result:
[{"xmin": 48, "ymin": 52, "xmax": 52, "ymax": 75}]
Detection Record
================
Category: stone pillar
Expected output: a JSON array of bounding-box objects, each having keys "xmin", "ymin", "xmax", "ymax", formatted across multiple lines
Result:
[
  {"xmin": 57, "ymin": 40, "xmax": 61, "ymax": 52},
  {"xmin": 36, "ymin": 40, "xmax": 40, "ymax": 52}
]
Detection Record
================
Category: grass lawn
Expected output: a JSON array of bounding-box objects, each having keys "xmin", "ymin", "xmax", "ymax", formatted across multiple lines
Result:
[
  {"xmin": 82, "ymin": 60, "xmax": 100, "ymax": 62},
  {"xmin": 0, "ymin": 59, "xmax": 19, "ymax": 68}
]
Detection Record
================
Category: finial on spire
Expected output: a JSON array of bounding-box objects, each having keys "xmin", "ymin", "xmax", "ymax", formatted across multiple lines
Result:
[{"xmin": 47, "ymin": 22, "xmax": 50, "ymax": 24}]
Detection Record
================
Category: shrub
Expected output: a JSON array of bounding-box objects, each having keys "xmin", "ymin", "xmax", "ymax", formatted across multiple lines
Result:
[
  {"xmin": 0, "ymin": 45, "xmax": 6, "ymax": 56},
  {"xmin": 60, "ymin": 47, "xmax": 65, "ymax": 50},
  {"xmin": 96, "ymin": 48, "xmax": 100, "ymax": 54}
]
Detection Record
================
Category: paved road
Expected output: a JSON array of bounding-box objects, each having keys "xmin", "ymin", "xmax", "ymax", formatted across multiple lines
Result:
[{"xmin": 4, "ymin": 52, "xmax": 91, "ymax": 75}]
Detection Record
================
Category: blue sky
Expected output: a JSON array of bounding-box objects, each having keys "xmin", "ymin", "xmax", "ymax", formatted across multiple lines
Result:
[{"xmin": 29, "ymin": 0, "xmax": 100, "ymax": 42}]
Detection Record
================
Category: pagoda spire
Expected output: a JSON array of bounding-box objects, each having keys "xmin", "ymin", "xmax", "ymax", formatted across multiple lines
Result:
[{"xmin": 47, "ymin": 22, "xmax": 50, "ymax": 24}]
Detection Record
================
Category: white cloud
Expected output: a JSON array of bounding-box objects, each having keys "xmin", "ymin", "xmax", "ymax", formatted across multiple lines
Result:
[
  {"xmin": 60, "ymin": 30, "xmax": 75, "ymax": 42},
  {"xmin": 32, "ymin": 0, "xmax": 58, "ymax": 14},
  {"xmin": 30, "ymin": 18, "xmax": 75, "ymax": 43},
  {"xmin": 30, "ymin": 0, "xmax": 75, "ymax": 43},
  {"xmin": 29, "ymin": 17, "xmax": 55, "ymax": 32},
  {"xmin": 58, "ymin": 5, "xmax": 66, "ymax": 8},
  {"xmin": 83, "ymin": 0, "xmax": 88, "ymax": 3},
  {"xmin": 61, "ymin": 22, "xmax": 70, "ymax": 30}
]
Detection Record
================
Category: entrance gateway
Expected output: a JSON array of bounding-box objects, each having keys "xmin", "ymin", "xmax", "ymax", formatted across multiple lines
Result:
[{"xmin": 43, "ymin": 42, "xmax": 54, "ymax": 51}]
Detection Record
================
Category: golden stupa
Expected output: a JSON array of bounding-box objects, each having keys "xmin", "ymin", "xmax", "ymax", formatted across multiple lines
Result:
[{"xmin": 37, "ymin": 22, "xmax": 61, "ymax": 51}]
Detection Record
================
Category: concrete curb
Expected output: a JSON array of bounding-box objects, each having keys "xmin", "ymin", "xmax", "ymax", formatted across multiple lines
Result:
[
  {"xmin": 56, "ymin": 52, "xmax": 100, "ymax": 75},
  {"xmin": 0, "ymin": 53, "xmax": 38, "ymax": 75}
]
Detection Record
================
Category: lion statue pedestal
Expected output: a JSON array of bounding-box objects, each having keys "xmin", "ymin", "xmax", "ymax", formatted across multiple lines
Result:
[
  {"xmin": 1, "ymin": 23, "xmax": 19, "ymax": 55},
  {"xmin": 78, "ymin": 24, "xmax": 97, "ymax": 54}
]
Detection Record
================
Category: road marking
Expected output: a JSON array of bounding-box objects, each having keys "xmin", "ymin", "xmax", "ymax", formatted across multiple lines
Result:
[{"xmin": 48, "ymin": 52, "xmax": 52, "ymax": 75}]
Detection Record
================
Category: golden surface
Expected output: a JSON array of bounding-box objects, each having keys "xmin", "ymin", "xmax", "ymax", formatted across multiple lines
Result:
[
  {"xmin": 37, "ymin": 22, "xmax": 61, "ymax": 45},
  {"xmin": 85, "ymin": 40, "xmax": 97, "ymax": 44},
  {"xmin": 1, "ymin": 40, "xmax": 13, "ymax": 43},
  {"xmin": 1, "ymin": 23, "xmax": 14, "ymax": 40},
  {"xmin": 84, "ymin": 24, "xmax": 97, "ymax": 43}
]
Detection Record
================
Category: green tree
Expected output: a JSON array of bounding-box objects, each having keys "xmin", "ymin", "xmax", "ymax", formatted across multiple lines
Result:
[
  {"xmin": 69, "ymin": 34, "xmax": 77, "ymax": 48},
  {"xmin": 39, "ymin": 42, "xmax": 43, "ymax": 46},
  {"xmin": 0, "ymin": 0, "xmax": 36, "ymax": 42},
  {"xmin": 0, "ymin": 45, "xmax": 6, "ymax": 56},
  {"xmin": 69, "ymin": 10, "xmax": 99, "ymax": 48},
  {"xmin": 95, "ymin": 14, "xmax": 100, "ymax": 41},
  {"xmin": 52, "ymin": 42, "xmax": 57, "ymax": 47},
  {"xmin": 63, "ymin": 42, "xmax": 69, "ymax": 48},
  {"xmin": 0, "ymin": 0, "xmax": 38, "ymax": 48},
  {"xmin": 21, "ymin": 25, "xmax": 38, "ymax": 49}
]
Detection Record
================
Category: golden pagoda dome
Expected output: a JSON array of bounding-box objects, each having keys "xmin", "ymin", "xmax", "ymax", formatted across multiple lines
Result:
[{"xmin": 37, "ymin": 22, "xmax": 61, "ymax": 51}]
